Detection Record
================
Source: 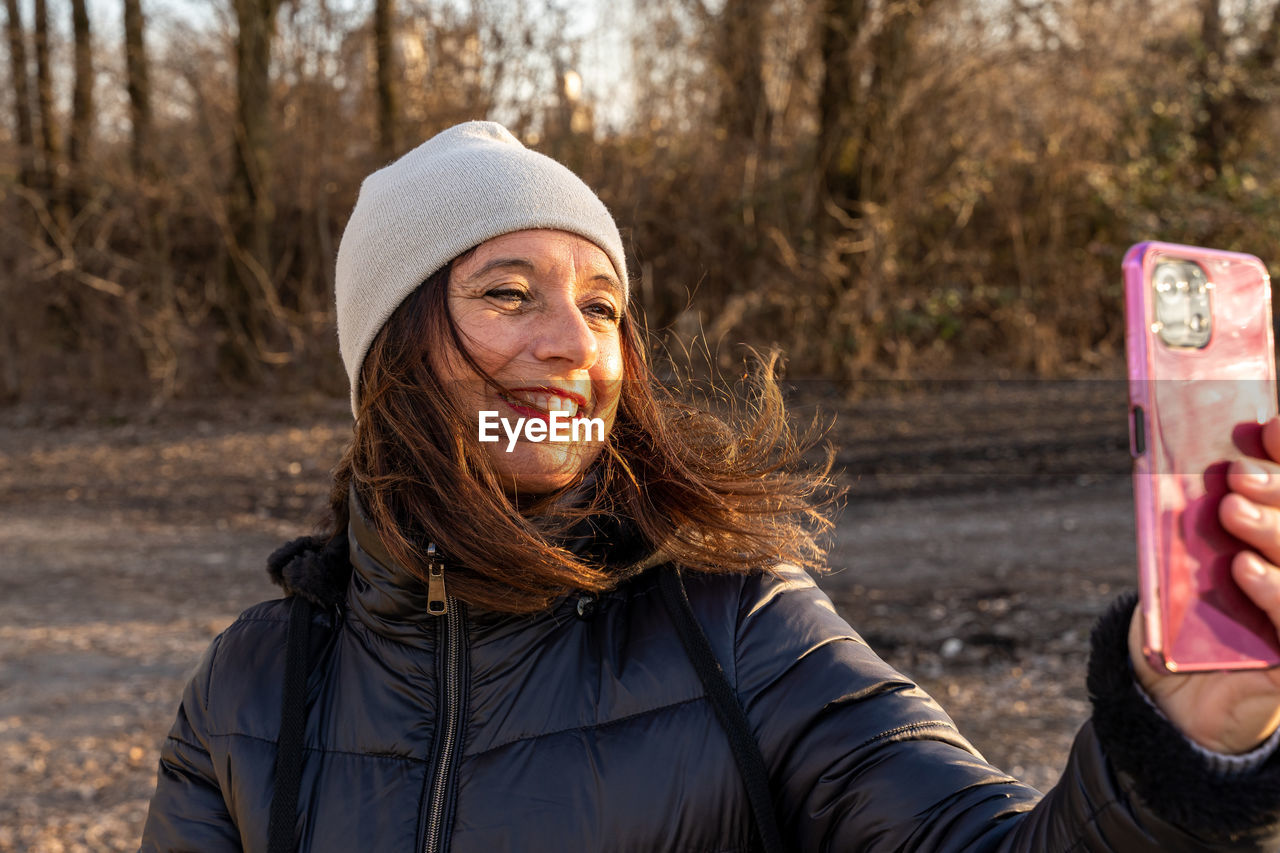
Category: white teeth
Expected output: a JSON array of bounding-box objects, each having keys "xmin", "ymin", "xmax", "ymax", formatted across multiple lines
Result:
[
  {"xmin": 507, "ymin": 391, "xmax": 581, "ymax": 417},
  {"xmin": 547, "ymin": 395, "xmax": 577, "ymax": 415}
]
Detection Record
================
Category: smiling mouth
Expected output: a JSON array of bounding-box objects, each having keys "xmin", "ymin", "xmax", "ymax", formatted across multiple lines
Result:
[{"xmin": 500, "ymin": 388, "xmax": 590, "ymax": 421}]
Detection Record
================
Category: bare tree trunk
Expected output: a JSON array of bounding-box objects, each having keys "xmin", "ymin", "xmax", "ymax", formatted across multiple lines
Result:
[
  {"xmin": 123, "ymin": 0, "xmax": 152, "ymax": 177},
  {"xmin": 3, "ymin": 0, "xmax": 35, "ymax": 189},
  {"xmin": 1189, "ymin": 0, "xmax": 1280, "ymax": 183},
  {"xmin": 68, "ymin": 0, "xmax": 93, "ymax": 218},
  {"xmin": 1247, "ymin": 0, "xmax": 1280, "ymax": 73},
  {"xmin": 123, "ymin": 0, "xmax": 167, "ymax": 323},
  {"xmin": 2, "ymin": 0, "xmax": 36, "ymax": 399},
  {"xmin": 859, "ymin": 0, "xmax": 935, "ymax": 205},
  {"xmin": 1193, "ymin": 0, "xmax": 1226, "ymax": 182},
  {"xmin": 232, "ymin": 0, "xmax": 279, "ymax": 264},
  {"xmin": 222, "ymin": 0, "xmax": 282, "ymax": 378},
  {"xmin": 374, "ymin": 0, "xmax": 400, "ymax": 162},
  {"xmin": 814, "ymin": 0, "xmax": 869, "ymax": 230},
  {"xmin": 32, "ymin": 0, "xmax": 60, "ymax": 198},
  {"xmin": 704, "ymin": 0, "xmax": 772, "ymax": 263},
  {"xmin": 715, "ymin": 0, "xmax": 771, "ymax": 143}
]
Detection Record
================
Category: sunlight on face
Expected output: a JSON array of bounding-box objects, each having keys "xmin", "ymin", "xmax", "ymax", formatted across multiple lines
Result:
[{"xmin": 437, "ymin": 229, "xmax": 625, "ymax": 495}]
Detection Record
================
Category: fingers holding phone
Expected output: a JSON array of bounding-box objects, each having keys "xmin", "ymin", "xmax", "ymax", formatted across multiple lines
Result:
[
  {"xmin": 1222, "ymin": 424, "xmax": 1280, "ymax": 635},
  {"xmin": 1222, "ymin": 462, "xmax": 1280, "ymax": 559}
]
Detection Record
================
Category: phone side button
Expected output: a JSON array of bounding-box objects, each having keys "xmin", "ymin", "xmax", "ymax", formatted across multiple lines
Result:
[{"xmin": 1130, "ymin": 406, "xmax": 1146, "ymax": 457}]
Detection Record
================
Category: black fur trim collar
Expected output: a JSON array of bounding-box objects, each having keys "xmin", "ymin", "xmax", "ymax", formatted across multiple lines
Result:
[
  {"xmin": 267, "ymin": 531, "xmax": 352, "ymax": 609},
  {"xmin": 1088, "ymin": 592, "xmax": 1280, "ymax": 842}
]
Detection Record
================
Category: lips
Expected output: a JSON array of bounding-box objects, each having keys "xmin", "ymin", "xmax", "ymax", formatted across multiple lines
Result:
[{"xmin": 500, "ymin": 386, "xmax": 590, "ymax": 421}]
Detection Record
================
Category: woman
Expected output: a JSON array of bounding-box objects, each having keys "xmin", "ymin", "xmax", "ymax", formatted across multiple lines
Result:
[{"xmin": 141, "ymin": 122, "xmax": 1280, "ymax": 851}]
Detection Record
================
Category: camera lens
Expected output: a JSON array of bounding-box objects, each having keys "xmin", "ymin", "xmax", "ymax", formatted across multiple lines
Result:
[
  {"xmin": 1153, "ymin": 258, "xmax": 1212, "ymax": 349},
  {"xmin": 1155, "ymin": 268, "xmax": 1179, "ymax": 299}
]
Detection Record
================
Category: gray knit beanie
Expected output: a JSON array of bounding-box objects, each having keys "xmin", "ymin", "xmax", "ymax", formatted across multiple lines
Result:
[{"xmin": 335, "ymin": 120, "xmax": 628, "ymax": 416}]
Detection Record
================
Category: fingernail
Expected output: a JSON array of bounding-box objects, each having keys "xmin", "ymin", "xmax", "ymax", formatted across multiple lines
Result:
[
  {"xmin": 1242, "ymin": 556, "xmax": 1268, "ymax": 580},
  {"xmin": 1235, "ymin": 496, "xmax": 1263, "ymax": 520},
  {"xmin": 1238, "ymin": 459, "xmax": 1271, "ymax": 487}
]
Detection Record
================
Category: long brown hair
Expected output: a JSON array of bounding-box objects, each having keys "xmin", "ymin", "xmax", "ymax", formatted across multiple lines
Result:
[{"xmin": 324, "ymin": 260, "xmax": 837, "ymax": 614}]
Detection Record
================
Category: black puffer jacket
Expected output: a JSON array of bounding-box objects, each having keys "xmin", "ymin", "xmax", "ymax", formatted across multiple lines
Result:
[{"xmin": 140, "ymin": 506, "xmax": 1280, "ymax": 852}]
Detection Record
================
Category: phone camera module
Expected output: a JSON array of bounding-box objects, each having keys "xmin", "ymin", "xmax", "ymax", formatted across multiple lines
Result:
[{"xmin": 1152, "ymin": 260, "xmax": 1212, "ymax": 348}]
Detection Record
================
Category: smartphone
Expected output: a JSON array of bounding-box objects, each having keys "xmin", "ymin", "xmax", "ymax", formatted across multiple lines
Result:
[{"xmin": 1125, "ymin": 241, "xmax": 1280, "ymax": 672}]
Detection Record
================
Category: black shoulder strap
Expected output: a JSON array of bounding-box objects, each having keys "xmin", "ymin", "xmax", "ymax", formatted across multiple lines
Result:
[
  {"xmin": 657, "ymin": 565, "xmax": 789, "ymax": 853},
  {"xmin": 268, "ymin": 595, "xmax": 313, "ymax": 853}
]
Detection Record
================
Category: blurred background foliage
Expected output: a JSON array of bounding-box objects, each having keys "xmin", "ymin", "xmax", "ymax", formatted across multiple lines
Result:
[{"xmin": 3, "ymin": 0, "xmax": 1280, "ymax": 403}]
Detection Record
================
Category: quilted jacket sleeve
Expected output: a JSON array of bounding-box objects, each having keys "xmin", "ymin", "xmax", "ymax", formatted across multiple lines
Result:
[
  {"xmin": 729, "ymin": 567, "xmax": 1280, "ymax": 852},
  {"xmin": 139, "ymin": 633, "xmax": 244, "ymax": 853}
]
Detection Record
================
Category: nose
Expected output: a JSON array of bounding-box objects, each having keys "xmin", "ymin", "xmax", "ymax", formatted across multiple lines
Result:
[{"xmin": 531, "ymin": 294, "xmax": 598, "ymax": 369}]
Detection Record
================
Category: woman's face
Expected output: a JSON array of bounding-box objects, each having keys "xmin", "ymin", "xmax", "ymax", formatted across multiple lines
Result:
[{"xmin": 440, "ymin": 229, "xmax": 625, "ymax": 494}]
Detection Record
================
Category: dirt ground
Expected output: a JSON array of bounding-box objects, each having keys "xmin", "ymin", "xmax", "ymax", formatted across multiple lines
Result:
[{"xmin": 0, "ymin": 380, "xmax": 1138, "ymax": 852}]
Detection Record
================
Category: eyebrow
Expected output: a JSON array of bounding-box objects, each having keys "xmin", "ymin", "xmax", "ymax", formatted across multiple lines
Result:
[
  {"xmin": 460, "ymin": 257, "xmax": 625, "ymax": 299},
  {"xmin": 462, "ymin": 258, "xmax": 536, "ymax": 280}
]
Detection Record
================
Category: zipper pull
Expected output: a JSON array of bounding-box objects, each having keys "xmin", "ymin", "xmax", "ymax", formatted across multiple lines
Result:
[{"xmin": 426, "ymin": 543, "xmax": 448, "ymax": 616}]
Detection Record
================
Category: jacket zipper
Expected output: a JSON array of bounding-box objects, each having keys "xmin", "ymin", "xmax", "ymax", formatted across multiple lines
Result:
[
  {"xmin": 426, "ymin": 543, "xmax": 447, "ymax": 616},
  {"xmin": 420, "ymin": 548, "xmax": 466, "ymax": 853}
]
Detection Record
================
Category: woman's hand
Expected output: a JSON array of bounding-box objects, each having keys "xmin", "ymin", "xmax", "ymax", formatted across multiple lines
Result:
[{"xmin": 1128, "ymin": 417, "xmax": 1280, "ymax": 755}]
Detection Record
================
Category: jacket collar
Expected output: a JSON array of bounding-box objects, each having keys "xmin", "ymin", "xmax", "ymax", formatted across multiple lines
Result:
[
  {"xmin": 342, "ymin": 483, "xmax": 663, "ymax": 643},
  {"xmin": 344, "ymin": 487, "xmax": 444, "ymax": 643},
  {"xmin": 344, "ymin": 498, "xmax": 613, "ymax": 648}
]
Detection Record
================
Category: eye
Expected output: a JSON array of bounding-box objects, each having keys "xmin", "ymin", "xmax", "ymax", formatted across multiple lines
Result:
[
  {"xmin": 486, "ymin": 288, "xmax": 527, "ymax": 308},
  {"xmin": 583, "ymin": 301, "xmax": 620, "ymax": 324}
]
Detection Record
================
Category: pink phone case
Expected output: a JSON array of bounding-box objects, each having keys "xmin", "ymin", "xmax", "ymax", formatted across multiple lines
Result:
[{"xmin": 1125, "ymin": 241, "xmax": 1280, "ymax": 672}]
